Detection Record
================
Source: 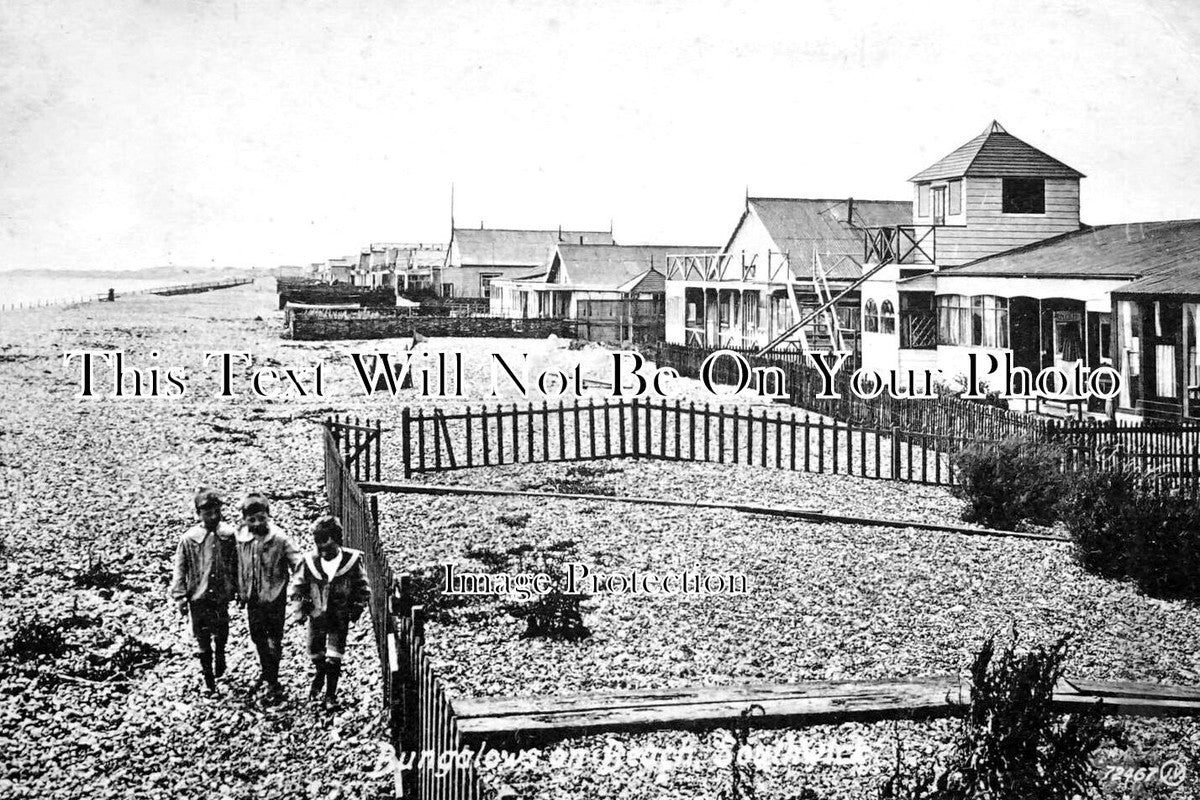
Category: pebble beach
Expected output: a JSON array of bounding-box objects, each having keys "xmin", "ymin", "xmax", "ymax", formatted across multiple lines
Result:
[{"xmin": 2, "ymin": 280, "xmax": 1200, "ymax": 799}]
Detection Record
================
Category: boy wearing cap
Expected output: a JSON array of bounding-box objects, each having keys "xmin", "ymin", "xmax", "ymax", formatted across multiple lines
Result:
[
  {"xmin": 235, "ymin": 492, "xmax": 302, "ymax": 702},
  {"xmin": 291, "ymin": 515, "xmax": 371, "ymax": 705},
  {"xmin": 169, "ymin": 487, "xmax": 239, "ymax": 694}
]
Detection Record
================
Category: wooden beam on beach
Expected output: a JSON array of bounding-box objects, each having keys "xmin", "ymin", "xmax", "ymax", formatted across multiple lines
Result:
[
  {"xmin": 356, "ymin": 481, "xmax": 1069, "ymax": 542},
  {"xmin": 452, "ymin": 677, "xmax": 1200, "ymax": 749}
]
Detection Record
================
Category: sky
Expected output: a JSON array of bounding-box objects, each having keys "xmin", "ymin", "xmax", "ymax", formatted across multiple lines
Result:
[{"xmin": 3, "ymin": 0, "xmax": 1200, "ymax": 271}]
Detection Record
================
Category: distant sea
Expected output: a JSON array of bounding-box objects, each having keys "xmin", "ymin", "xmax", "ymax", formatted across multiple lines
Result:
[{"xmin": 0, "ymin": 270, "xmax": 254, "ymax": 309}]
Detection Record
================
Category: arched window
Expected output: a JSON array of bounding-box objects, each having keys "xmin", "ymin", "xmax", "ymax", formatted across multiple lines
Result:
[
  {"xmin": 880, "ymin": 300, "xmax": 896, "ymax": 334},
  {"xmin": 864, "ymin": 299, "xmax": 879, "ymax": 333}
]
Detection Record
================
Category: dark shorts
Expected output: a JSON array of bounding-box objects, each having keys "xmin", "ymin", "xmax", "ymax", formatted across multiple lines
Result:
[
  {"xmin": 307, "ymin": 616, "xmax": 350, "ymax": 660},
  {"xmin": 188, "ymin": 599, "xmax": 230, "ymax": 654},
  {"xmin": 246, "ymin": 593, "xmax": 287, "ymax": 643}
]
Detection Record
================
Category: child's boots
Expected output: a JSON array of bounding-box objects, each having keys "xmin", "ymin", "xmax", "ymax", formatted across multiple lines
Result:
[
  {"xmin": 309, "ymin": 656, "xmax": 328, "ymax": 700},
  {"xmin": 198, "ymin": 653, "xmax": 217, "ymax": 694},
  {"xmin": 325, "ymin": 658, "xmax": 342, "ymax": 704}
]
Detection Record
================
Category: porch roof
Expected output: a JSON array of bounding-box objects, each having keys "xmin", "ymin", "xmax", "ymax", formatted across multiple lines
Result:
[
  {"xmin": 1113, "ymin": 262, "xmax": 1200, "ymax": 300},
  {"xmin": 938, "ymin": 219, "xmax": 1200, "ymax": 281}
]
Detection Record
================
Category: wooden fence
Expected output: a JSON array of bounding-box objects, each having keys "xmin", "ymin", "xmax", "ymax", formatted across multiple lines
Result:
[
  {"xmin": 655, "ymin": 342, "xmax": 1049, "ymax": 440},
  {"xmin": 291, "ymin": 308, "xmax": 579, "ymax": 341},
  {"xmin": 324, "ymin": 418, "xmax": 493, "ymax": 800},
  {"xmin": 400, "ymin": 399, "xmax": 1200, "ymax": 493},
  {"xmin": 402, "ymin": 399, "xmax": 961, "ymax": 486}
]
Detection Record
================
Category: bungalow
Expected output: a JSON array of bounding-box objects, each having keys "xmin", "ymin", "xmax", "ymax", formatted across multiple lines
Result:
[
  {"xmin": 933, "ymin": 220, "xmax": 1200, "ymax": 419},
  {"xmin": 664, "ymin": 197, "xmax": 912, "ymax": 351},
  {"xmin": 439, "ymin": 226, "xmax": 614, "ymax": 299},
  {"xmin": 1110, "ymin": 256, "xmax": 1200, "ymax": 420},
  {"xmin": 493, "ymin": 243, "xmax": 717, "ymax": 343},
  {"xmin": 850, "ymin": 121, "xmax": 1200, "ymax": 422}
]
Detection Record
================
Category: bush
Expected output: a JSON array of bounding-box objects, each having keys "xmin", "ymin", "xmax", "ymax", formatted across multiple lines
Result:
[
  {"xmin": 951, "ymin": 438, "xmax": 1065, "ymax": 530},
  {"xmin": 502, "ymin": 546, "xmax": 591, "ymax": 641},
  {"xmin": 1060, "ymin": 465, "xmax": 1200, "ymax": 600},
  {"xmin": 881, "ymin": 633, "xmax": 1111, "ymax": 800}
]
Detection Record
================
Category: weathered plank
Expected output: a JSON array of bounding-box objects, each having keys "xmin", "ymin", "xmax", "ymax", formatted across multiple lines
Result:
[
  {"xmin": 455, "ymin": 680, "xmax": 965, "ymax": 748},
  {"xmin": 451, "ymin": 677, "xmax": 1200, "ymax": 749}
]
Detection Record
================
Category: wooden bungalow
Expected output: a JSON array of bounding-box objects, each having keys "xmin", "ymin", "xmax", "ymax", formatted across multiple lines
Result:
[
  {"xmin": 664, "ymin": 197, "xmax": 912, "ymax": 352},
  {"xmin": 439, "ymin": 226, "xmax": 614, "ymax": 299},
  {"xmin": 494, "ymin": 243, "xmax": 717, "ymax": 343}
]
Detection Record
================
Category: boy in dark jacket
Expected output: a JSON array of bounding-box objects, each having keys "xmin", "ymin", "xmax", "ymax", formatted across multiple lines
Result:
[
  {"xmin": 169, "ymin": 487, "xmax": 238, "ymax": 694},
  {"xmin": 290, "ymin": 515, "xmax": 371, "ymax": 705},
  {"xmin": 235, "ymin": 493, "xmax": 302, "ymax": 703}
]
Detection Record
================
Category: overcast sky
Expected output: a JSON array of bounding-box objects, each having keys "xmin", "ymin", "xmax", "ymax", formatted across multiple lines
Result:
[{"xmin": 3, "ymin": 0, "xmax": 1200, "ymax": 271}]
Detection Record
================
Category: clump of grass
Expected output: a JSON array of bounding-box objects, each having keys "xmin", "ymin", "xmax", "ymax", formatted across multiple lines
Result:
[
  {"xmin": 3, "ymin": 617, "xmax": 70, "ymax": 663},
  {"xmin": 73, "ymin": 558, "xmax": 126, "ymax": 591},
  {"xmin": 502, "ymin": 545, "xmax": 591, "ymax": 641},
  {"xmin": 496, "ymin": 512, "xmax": 530, "ymax": 529},
  {"xmin": 77, "ymin": 635, "xmax": 162, "ymax": 682}
]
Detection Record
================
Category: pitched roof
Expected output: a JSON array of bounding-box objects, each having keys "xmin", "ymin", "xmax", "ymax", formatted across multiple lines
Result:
[
  {"xmin": 549, "ymin": 244, "xmax": 718, "ymax": 290},
  {"xmin": 745, "ymin": 197, "xmax": 913, "ymax": 279},
  {"xmin": 452, "ymin": 228, "xmax": 614, "ymax": 267},
  {"xmin": 910, "ymin": 121, "xmax": 1084, "ymax": 182},
  {"xmin": 940, "ymin": 219, "xmax": 1200, "ymax": 280}
]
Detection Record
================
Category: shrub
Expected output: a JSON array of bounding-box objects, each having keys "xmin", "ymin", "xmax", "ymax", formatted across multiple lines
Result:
[
  {"xmin": 1060, "ymin": 465, "xmax": 1200, "ymax": 600},
  {"xmin": 502, "ymin": 547, "xmax": 591, "ymax": 641},
  {"xmin": 881, "ymin": 633, "xmax": 1111, "ymax": 800},
  {"xmin": 3, "ymin": 618, "xmax": 69, "ymax": 663},
  {"xmin": 951, "ymin": 438, "xmax": 1065, "ymax": 530}
]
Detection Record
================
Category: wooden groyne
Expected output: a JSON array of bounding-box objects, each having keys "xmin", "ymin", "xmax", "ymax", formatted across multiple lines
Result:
[
  {"xmin": 148, "ymin": 278, "xmax": 254, "ymax": 296},
  {"xmin": 1, "ymin": 277, "xmax": 254, "ymax": 312}
]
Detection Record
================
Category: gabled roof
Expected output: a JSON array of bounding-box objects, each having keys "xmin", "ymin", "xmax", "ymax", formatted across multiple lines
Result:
[
  {"xmin": 548, "ymin": 244, "xmax": 718, "ymax": 290},
  {"xmin": 939, "ymin": 219, "xmax": 1200, "ymax": 280},
  {"xmin": 910, "ymin": 121, "xmax": 1084, "ymax": 182},
  {"xmin": 452, "ymin": 228, "xmax": 615, "ymax": 268},
  {"xmin": 741, "ymin": 197, "xmax": 912, "ymax": 279}
]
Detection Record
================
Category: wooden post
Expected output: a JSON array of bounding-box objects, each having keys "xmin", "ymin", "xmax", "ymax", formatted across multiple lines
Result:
[
  {"xmin": 891, "ymin": 425, "xmax": 901, "ymax": 480},
  {"xmin": 402, "ymin": 409, "xmax": 412, "ymax": 479}
]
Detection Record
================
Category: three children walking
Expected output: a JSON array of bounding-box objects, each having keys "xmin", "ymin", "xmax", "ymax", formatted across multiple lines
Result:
[{"xmin": 169, "ymin": 488, "xmax": 370, "ymax": 705}]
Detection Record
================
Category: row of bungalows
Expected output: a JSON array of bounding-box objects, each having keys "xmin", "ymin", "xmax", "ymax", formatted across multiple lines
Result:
[
  {"xmin": 353, "ymin": 243, "xmax": 449, "ymax": 292},
  {"xmin": 491, "ymin": 243, "xmax": 718, "ymax": 343},
  {"xmin": 659, "ymin": 120, "xmax": 1200, "ymax": 422}
]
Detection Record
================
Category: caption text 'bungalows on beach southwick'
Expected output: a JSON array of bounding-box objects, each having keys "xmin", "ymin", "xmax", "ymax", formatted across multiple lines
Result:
[{"xmin": 656, "ymin": 121, "xmax": 1200, "ymax": 421}]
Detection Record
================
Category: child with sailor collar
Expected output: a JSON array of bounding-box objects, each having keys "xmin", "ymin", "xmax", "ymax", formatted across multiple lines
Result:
[{"xmin": 290, "ymin": 515, "xmax": 371, "ymax": 706}]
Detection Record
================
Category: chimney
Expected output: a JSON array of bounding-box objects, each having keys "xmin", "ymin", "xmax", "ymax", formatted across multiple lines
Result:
[
  {"xmin": 846, "ymin": 197, "xmax": 854, "ymax": 223},
  {"xmin": 579, "ymin": 235, "xmax": 584, "ymax": 245}
]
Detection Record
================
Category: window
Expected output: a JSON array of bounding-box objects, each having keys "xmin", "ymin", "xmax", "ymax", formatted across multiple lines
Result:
[
  {"xmin": 1001, "ymin": 178, "xmax": 1045, "ymax": 214},
  {"xmin": 948, "ymin": 180, "xmax": 962, "ymax": 215},
  {"xmin": 479, "ymin": 273, "xmax": 502, "ymax": 298},
  {"xmin": 880, "ymin": 300, "xmax": 896, "ymax": 334},
  {"xmin": 864, "ymin": 299, "xmax": 879, "ymax": 333},
  {"xmin": 938, "ymin": 295, "xmax": 1008, "ymax": 347},
  {"xmin": 917, "ymin": 184, "xmax": 930, "ymax": 217}
]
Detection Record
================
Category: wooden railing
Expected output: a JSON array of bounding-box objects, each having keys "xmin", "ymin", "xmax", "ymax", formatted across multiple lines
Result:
[
  {"xmin": 324, "ymin": 418, "xmax": 494, "ymax": 800},
  {"xmin": 863, "ymin": 225, "xmax": 936, "ymax": 265},
  {"xmin": 402, "ymin": 399, "xmax": 961, "ymax": 486}
]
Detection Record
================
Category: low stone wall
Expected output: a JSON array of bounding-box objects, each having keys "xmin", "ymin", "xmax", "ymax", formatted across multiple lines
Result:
[{"xmin": 289, "ymin": 309, "xmax": 579, "ymax": 341}]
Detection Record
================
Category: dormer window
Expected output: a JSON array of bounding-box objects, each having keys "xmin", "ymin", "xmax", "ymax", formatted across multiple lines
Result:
[{"xmin": 1002, "ymin": 178, "xmax": 1045, "ymax": 214}]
